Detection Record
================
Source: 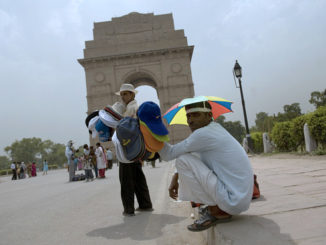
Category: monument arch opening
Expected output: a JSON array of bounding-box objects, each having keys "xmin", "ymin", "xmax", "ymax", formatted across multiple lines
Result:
[{"xmin": 135, "ymin": 85, "xmax": 160, "ymax": 107}]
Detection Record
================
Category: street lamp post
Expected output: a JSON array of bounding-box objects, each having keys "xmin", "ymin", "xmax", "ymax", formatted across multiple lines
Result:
[{"xmin": 233, "ymin": 60, "xmax": 253, "ymax": 152}]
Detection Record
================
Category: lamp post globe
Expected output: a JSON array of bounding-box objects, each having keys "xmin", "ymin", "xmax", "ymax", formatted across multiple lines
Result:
[
  {"xmin": 233, "ymin": 60, "xmax": 253, "ymax": 152},
  {"xmin": 233, "ymin": 60, "xmax": 242, "ymax": 78}
]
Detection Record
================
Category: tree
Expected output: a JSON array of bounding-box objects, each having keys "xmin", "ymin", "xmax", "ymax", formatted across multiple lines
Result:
[
  {"xmin": 307, "ymin": 106, "xmax": 326, "ymax": 148},
  {"xmin": 254, "ymin": 112, "xmax": 275, "ymax": 133},
  {"xmin": 271, "ymin": 121, "xmax": 296, "ymax": 152},
  {"xmin": 4, "ymin": 138, "xmax": 67, "ymax": 167},
  {"xmin": 0, "ymin": 156, "xmax": 10, "ymax": 170},
  {"xmin": 309, "ymin": 89, "xmax": 326, "ymax": 109},
  {"xmin": 251, "ymin": 132, "xmax": 263, "ymax": 153},
  {"xmin": 290, "ymin": 114, "xmax": 308, "ymax": 151},
  {"xmin": 5, "ymin": 138, "xmax": 43, "ymax": 163},
  {"xmin": 216, "ymin": 116, "xmax": 246, "ymax": 143},
  {"xmin": 43, "ymin": 143, "xmax": 66, "ymax": 167},
  {"xmin": 276, "ymin": 103, "xmax": 302, "ymax": 122}
]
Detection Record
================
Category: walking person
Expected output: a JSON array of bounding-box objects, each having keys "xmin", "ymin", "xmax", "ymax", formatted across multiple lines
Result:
[
  {"xmin": 27, "ymin": 162, "xmax": 32, "ymax": 177},
  {"xmin": 65, "ymin": 140, "xmax": 75, "ymax": 181},
  {"xmin": 89, "ymin": 146, "xmax": 98, "ymax": 178},
  {"xmin": 114, "ymin": 84, "xmax": 153, "ymax": 216},
  {"xmin": 95, "ymin": 142, "xmax": 106, "ymax": 178},
  {"xmin": 20, "ymin": 162, "xmax": 26, "ymax": 179},
  {"xmin": 83, "ymin": 144, "xmax": 94, "ymax": 182},
  {"xmin": 16, "ymin": 163, "xmax": 20, "ymax": 179},
  {"xmin": 106, "ymin": 147, "xmax": 113, "ymax": 169},
  {"xmin": 42, "ymin": 160, "xmax": 48, "ymax": 175},
  {"xmin": 31, "ymin": 162, "xmax": 37, "ymax": 177},
  {"xmin": 11, "ymin": 162, "xmax": 17, "ymax": 180}
]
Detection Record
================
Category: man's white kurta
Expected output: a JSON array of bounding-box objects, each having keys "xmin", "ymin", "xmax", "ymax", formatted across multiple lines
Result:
[{"xmin": 159, "ymin": 122, "xmax": 253, "ymax": 215}]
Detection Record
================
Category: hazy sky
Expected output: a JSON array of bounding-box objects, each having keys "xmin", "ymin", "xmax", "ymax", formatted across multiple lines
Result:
[{"xmin": 0, "ymin": 0, "xmax": 325, "ymax": 155}]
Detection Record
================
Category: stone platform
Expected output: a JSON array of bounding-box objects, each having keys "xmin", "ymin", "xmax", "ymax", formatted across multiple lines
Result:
[{"xmin": 206, "ymin": 154, "xmax": 326, "ymax": 245}]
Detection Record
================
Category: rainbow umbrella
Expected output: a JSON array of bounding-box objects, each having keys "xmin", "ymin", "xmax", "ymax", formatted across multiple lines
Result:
[{"xmin": 163, "ymin": 96, "xmax": 233, "ymax": 125}]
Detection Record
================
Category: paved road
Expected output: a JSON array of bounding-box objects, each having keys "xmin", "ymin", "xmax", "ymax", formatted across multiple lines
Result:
[{"xmin": 0, "ymin": 162, "xmax": 205, "ymax": 245}]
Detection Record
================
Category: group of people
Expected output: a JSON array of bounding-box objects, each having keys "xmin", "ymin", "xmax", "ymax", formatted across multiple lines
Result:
[
  {"xmin": 72, "ymin": 83, "xmax": 257, "ymax": 232},
  {"xmin": 65, "ymin": 141, "xmax": 114, "ymax": 182},
  {"xmin": 11, "ymin": 160, "xmax": 48, "ymax": 180}
]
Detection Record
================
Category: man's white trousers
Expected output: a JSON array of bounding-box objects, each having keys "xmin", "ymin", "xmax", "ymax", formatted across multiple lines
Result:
[{"xmin": 176, "ymin": 153, "xmax": 219, "ymax": 206}]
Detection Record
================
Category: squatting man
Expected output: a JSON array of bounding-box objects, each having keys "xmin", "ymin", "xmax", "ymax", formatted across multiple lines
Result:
[{"xmin": 158, "ymin": 101, "xmax": 253, "ymax": 232}]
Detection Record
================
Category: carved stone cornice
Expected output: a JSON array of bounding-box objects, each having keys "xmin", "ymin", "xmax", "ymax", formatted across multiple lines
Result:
[
  {"xmin": 78, "ymin": 46, "xmax": 194, "ymax": 67},
  {"xmin": 86, "ymin": 92, "xmax": 115, "ymax": 98}
]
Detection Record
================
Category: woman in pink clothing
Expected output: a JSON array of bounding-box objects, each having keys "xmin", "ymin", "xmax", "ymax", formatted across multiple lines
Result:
[{"xmin": 31, "ymin": 162, "xmax": 37, "ymax": 177}]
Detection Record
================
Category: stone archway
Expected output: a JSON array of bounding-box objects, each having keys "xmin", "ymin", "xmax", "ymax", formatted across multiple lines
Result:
[{"xmin": 78, "ymin": 12, "xmax": 194, "ymax": 144}]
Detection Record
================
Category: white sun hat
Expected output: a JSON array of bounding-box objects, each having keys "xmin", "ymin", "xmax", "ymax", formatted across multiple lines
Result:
[
  {"xmin": 115, "ymin": 83, "xmax": 138, "ymax": 95},
  {"xmin": 99, "ymin": 102, "xmax": 126, "ymax": 128}
]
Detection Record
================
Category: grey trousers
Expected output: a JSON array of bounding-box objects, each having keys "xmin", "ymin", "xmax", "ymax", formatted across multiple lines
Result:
[{"xmin": 68, "ymin": 159, "xmax": 75, "ymax": 181}]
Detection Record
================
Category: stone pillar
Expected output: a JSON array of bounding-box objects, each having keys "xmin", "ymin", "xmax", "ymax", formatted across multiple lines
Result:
[
  {"xmin": 263, "ymin": 133, "xmax": 273, "ymax": 153},
  {"xmin": 242, "ymin": 137, "xmax": 249, "ymax": 153},
  {"xmin": 304, "ymin": 123, "xmax": 317, "ymax": 152}
]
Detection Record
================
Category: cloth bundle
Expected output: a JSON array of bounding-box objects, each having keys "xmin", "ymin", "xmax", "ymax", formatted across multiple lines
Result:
[{"xmin": 85, "ymin": 102, "xmax": 125, "ymax": 142}]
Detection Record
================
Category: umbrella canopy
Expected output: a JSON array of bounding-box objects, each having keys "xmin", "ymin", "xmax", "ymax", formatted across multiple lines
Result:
[{"xmin": 163, "ymin": 96, "xmax": 233, "ymax": 125}]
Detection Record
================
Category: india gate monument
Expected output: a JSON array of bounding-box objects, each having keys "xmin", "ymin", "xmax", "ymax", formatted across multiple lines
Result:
[{"xmin": 78, "ymin": 12, "xmax": 194, "ymax": 144}]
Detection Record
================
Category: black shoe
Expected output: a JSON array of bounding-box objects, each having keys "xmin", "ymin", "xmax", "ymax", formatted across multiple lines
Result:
[
  {"xmin": 122, "ymin": 211, "xmax": 135, "ymax": 217},
  {"xmin": 136, "ymin": 207, "xmax": 154, "ymax": 212}
]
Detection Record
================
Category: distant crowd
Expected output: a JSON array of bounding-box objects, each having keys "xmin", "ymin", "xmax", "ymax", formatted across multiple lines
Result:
[
  {"xmin": 65, "ymin": 141, "xmax": 114, "ymax": 182},
  {"xmin": 10, "ymin": 160, "xmax": 48, "ymax": 180}
]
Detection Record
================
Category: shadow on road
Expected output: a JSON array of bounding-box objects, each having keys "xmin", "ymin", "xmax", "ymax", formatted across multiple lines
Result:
[
  {"xmin": 87, "ymin": 212, "xmax": 186, "ymax": 241},
  {"xmin": 209, "ymin": 215, "xmax": 296, "ymax": 245}
]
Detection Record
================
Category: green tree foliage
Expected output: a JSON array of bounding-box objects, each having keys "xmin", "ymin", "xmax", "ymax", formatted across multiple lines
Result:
[
  {"xmin": 309, "ymin": 89, "xmax": 326, "ymax": 109},
  {"xmin": 290, "ymin": 114, "xmax": 308, "ymax": 151},
  {"xmin": 0, "ymin": 156, "xmax": 10, "ymax": 170},
  {"xmin": 216, "ymin": 116, "xmax": 245, "ymax": 143},
  {"xmin": 276, "ymin": 103, "xmax": 302, "ymax": 122},
  {"xmin": 254, "ymin": 112, "xmax": 275, "ymax": 133},
  {"xmin": 4, "ymin": 138, "xmax": 66, "ymax": 168},
  {"xmin": 251, "ymin": 132, "xmax": 263, "ymax": 153},
  {"xmin": 271, "ymin": 121, "xmax": 296, "ymax": 152},
  {"xmin": 42, "ymin": 142, "xmax": 66, "ymax": 168},
  {"xmin": 307, "ymin": 106, "xmax": 326, "ymax": 147},
  {"xmin": 5, "ymin": 138, "xmax": 43, "ymax": 163}
]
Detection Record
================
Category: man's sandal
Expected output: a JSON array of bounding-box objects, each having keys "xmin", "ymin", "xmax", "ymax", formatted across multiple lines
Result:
[{"xmin": 187, "ymin": 212, "xmax": 232, "ymax": 232}]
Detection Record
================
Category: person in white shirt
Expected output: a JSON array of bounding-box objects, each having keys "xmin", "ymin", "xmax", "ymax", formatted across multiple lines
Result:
[
  {"xmin": 114, "ymin": 83, "xmax": 152, "ymax": 217},
  {"xmin": 11, "ymin": 162, "xmax": 17, "ymax": 180},
  {"xmin": 106, "ymin": 148, "xmax": 113, "ymax": 169},
  {"xmin": 65, "ymin": 140, "xmax": 75, "ymax": 182},
  {"xmin": 95, "ymin": 142, "xmax": 107, "ymax": 178},
  {"xmin": 159, "ymin": 101, "xmax": 254, "ymax": 232}
]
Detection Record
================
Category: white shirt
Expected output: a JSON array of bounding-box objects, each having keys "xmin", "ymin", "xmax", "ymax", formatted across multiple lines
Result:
[
  {"xmin": 123, "ymin": 100, "xmax": 138, "ymax": 118},
  {"xmin": 159, "ymin": 121, "xmax": 254, "ymax": 214},
  {"xmin": 11, "ymin": 163, "xmax": 16, "ymax": 170},
  {"xmin": 106, "ymin": 150, "xmax": 113, "ymax": 160},
  {"xmin": 65, "ymin": 146, "xmax": 73, "ymax": 160},
  {"xmin": 83, "ymin": 149, "xmax": 92, "ymax": 170},
  {"xmin": 83, "ymin": 148, "xmax": 90, "ymax": 156}
]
